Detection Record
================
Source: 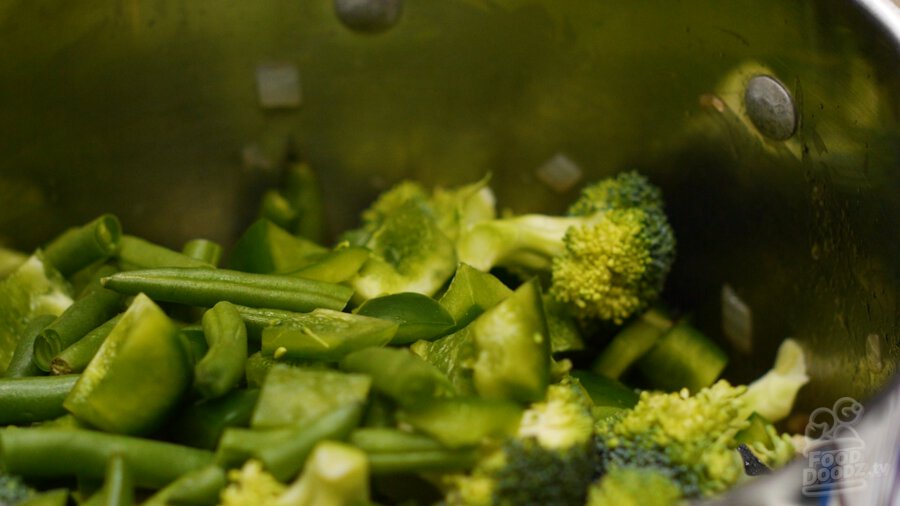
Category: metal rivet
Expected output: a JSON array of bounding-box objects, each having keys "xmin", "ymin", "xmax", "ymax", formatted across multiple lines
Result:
[
  {"xmin": 744, "ymin": 75, "xmax": 797, "ymax": 141},
  {"xmin": 334, "ymin": 0, "xmax": 403, "ymax": 33}
]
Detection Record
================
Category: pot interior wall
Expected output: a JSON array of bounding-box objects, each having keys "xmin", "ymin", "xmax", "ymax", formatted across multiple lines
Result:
[{"xmin": 0, "ymin": 0, "xmax": 898, "ymax": 414}]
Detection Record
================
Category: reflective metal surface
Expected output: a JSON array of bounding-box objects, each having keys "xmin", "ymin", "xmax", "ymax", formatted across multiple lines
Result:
[{"xmin": 0, "ymin": 0, "xmax": 898, "ymax": 501}]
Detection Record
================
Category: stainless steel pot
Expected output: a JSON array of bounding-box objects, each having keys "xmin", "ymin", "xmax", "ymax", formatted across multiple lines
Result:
[{"xmin": 1, "ymin": 0, "xmax": 897, "ymax": 503}]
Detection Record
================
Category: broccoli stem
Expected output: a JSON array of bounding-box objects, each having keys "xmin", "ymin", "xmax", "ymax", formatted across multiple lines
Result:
[
  {"xmin": 42, "ymin": 214, "xmax": 121, "ymax": 276},
  {"xmin": 142, "ymin": 465, "xmax": 226, "ymax": 506},
  {"xmin": 101, "ymin": 267, "xmax": 353, "ymax": 312},
  {"xmin": 0, "ymin": 428, "xmax": 215, "ymax": 489},
  {"xmin": 3, "ymin": 314, "xmax": 57, "ymax": 378},
  {"xmin": 215, "ymin": 403, "xmax": 363, "ymax": 482},
  {"xmin": 182, "ymin": 239, "xmax": 223, "ymax": 267},
  {"xmin": 167, "ymin": 389, "xmax": 260, "ymax": 450},
  {"xmin": 0, "ymin": 375, "xmax": 79, "ymax": 424},
  {"xmin": 194, "ymin": 302, "xmax": 247, "ymax": 400},
  {"xmin": 50, "ymin": 315, "xmax": 121, "ymax": 375},
  {"xmin": 33, "ymin": 266, "xmax": 122, "ymax": 371}
]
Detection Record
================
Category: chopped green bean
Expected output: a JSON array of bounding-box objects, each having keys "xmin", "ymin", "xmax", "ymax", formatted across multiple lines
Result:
[
  {"xmin": 0, "ymin": 427, "xmax": 214, "ymax": 489},
  {"xmin": 367, "ymin": 449, "xmax": 478, "ymax": 474},
  {"xmin": 258, "ymin": 190, "xmax": 298, "ymax": 230},
  {"xmin": 195, "ymin": 301, "xmax": 247, "ymax": 399},
  {"xmin": 116, "ymin": 235, "xmax": 212, "ymax": 270},
  {"xmin": 101, "ymin": 267, "xmax": 353, "ymax": 312},
  {"xmin": 4, "ymin": 314, "xmax": 56, "ymax": 378},
  {"xmin": 282, "ymin": 162, "xmax": 325, "ymax": 242},
  {"xmin": 92, "ymin": 454, "xmax": 134, "ymax": 506},
  {"xmin": 350, "ymin": 428, "xmax": 477, "ymax": 474},
  {"xmin": 142, "ymin": 465, "xmax": 226, "ymax": 506},
  {"xmin": 216, "ymin": 403, "xmax": 363, "ymax": 482},
  {"xmin": 43, "ymin": 214, "xmax": 121, "ymax": 276},
  {"xmin": 0, "ymin": 375, "xmax": 79, "ymax": 425},
  {"xmin": 182, "ymin": 239, "xmax": 224, "ymax": 267},
  {"xmin": 50, "ymin": 315, "xmax": 121, "ymax": 375},
  {"xmin": 34, "ymin": 266, "xmax": 122, "ymax": 371}
]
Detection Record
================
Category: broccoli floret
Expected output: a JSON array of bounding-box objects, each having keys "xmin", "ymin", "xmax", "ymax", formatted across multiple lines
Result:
[
  {"xmin": 742, "ymin": 338, "xmax": 809, "ymax": 422},
  {"xmin": 594, "ymin": 381, "xmax": 751, "ymax": 499},
  {"xmin": 219, "ymin": 460, "xmax": 286, "ymax": 506},
  {"xmin": 0, "ymin": 473, "xmax": 33, "ymax": 506},
  {"xmin": 456, "ymin": 172, "xmax": 674, "ymax": 323},
  {"xmin": 517, "ymin": 378, "xmax": 595, "ymax": 450},
  {"xmin": 276, "ymin": 441, "xmax": 369, "ymax": 506},
  {"xmin": 430, "ymin": 175, "xmax": 497, "ymax": 241},
  {"xmin": 352, "ymin": 197, "xmax": 457, "ymax": 300},
  {"xmin": 586, "ymin": 466, "xmax": 682, "ymax": 506},
  {"xmin": 218, "ymin": 442, "xmax": 369, "ymax": 506},
  {"xmin": 567, "ymin": 171, "xmax": 665, "ymax": 216},
  {"xmin": 348, "ymin": 178, "xmax": 499, "ymax": 301},
  {"xmin": 443, "ymin": 378, "xmax": 597, "ymax": 506}
]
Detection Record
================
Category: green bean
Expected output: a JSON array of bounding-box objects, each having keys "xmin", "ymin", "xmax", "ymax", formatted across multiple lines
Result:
[
  {"xmin": 42, "ymin": 214, "xmax": 121, "ymax": 277},
  {"xmin": 50, "ymin": 315, "xmax": 121, "ymax": 375},
  {"xmin": 216, "ymin": 403, "xmax": 363, "ymax": 482},
  {"xmin": 0, "ymin": 375, "xmax": 79, "ymax": 424},
  {"xmin": 178, "ymin": 325, "xmax": 210, "ymax": 367},
  {"xmin": 194, "ymin": 302, "xmax": 247, "ymax": 399},
  {"xmin": 101, "ymin": 267, "xmax": 353, "ymax": 312},
  {"xmin": 116, "ymin": 235, "xmax": 212, "ymax": 270},
  {"xmin": 182, "ymin": 239, "xmax": 223, "ymax": 267},
  {"xmin": 87, "ymin": 454, "xmax": 133, "ymax": 506},
  {"xmin": 350, "ymin": 428, "xmax": 444, "ymax": 453},
  {"xmin": 258, "ymin": 190, "xmax": 298, "ymax": 230},
  {"xmin": 142, "ymin": 465, "xmax": 226, "ymax": 506},
  {"xmin": 4, "ymin": 314, "xmax": 57, "ymax": 378},
  {"xmin": 168, "ymin": 389, "xmax": 260, "ymax": 450},
  {"xmin": 33, "ymin": 266, "xmax": 122, "ymax": 371},
  {"xmin": 282, "ymin": 162, "xmax": 325, "ymax": 242},
  {"xmin": 0, "ymin": 428, "xmax": 215, "ymax": 489},
  {"xmin": 350, "ymin": 428, "xmax": 477, "ymax": 474},
  {"xmin": 367, "ymin": 449, "xmax": 478, "ymax": 474}
]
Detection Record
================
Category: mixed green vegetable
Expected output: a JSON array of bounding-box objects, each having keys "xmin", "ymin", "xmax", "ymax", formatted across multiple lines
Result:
[{"xmin": 0, "ymin": 165, "xmax": 808, "ymax": 506}]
